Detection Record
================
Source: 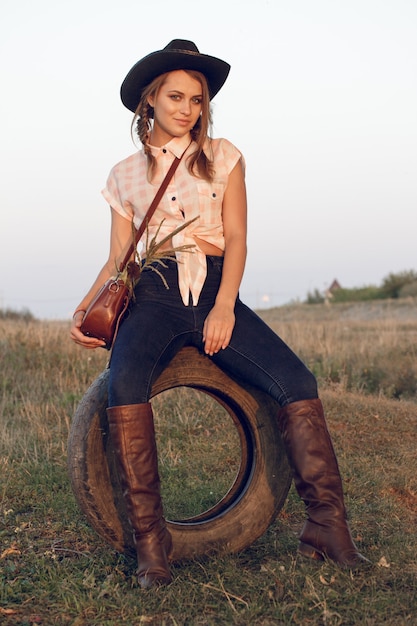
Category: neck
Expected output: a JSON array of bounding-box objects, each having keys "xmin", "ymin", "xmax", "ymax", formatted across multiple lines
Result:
[{"xmin": 149, "ymin": 130, "xmax": 192, "ymax": 148}]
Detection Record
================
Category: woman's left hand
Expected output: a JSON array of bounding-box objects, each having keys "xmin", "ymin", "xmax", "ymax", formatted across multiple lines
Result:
[{"xmin": 203, "ymin": 303, "xmax": 235, "ymax": 356}]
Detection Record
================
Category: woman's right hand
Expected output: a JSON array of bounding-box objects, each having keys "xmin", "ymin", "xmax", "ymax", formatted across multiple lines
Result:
[{"xmin": 70, "ymin": 311, "xmax": 106, "ymax": 349}]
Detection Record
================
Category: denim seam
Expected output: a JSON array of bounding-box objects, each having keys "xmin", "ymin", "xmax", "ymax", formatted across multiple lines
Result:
[
  {"xmin": 223, "ymin": 344, "xmax": 292, "ymax": 406},
  {"xmin": 145, "ymin": 330, "xmax": 195, "ymax": 400}
]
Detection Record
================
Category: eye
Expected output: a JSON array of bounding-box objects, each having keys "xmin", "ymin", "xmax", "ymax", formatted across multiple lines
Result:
[
  {"xmin": 192, "ymin": 97, "xmax": 203, "ymax": 105},
  {"xmin": 170, "ymin": 94, "xmax": 181, "ymax": 101}
]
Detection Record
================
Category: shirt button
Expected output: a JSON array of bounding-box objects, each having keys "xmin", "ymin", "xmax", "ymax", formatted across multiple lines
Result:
[
  {"xmin": 171, "ymin": 197, "xmax": 176, "ymax": 201},
  {"xmin": 162, "ymin": 148, "xmax": 167, "ymax": 153},
  {"xmin": 212, "ymin": 193, "xmax": 217, "ymax": 198}
]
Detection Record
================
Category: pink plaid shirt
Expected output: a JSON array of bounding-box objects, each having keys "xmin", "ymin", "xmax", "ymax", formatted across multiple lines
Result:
[{"xmin": 102, "ymin": 134, "xmax": 243, "ymax": 305}]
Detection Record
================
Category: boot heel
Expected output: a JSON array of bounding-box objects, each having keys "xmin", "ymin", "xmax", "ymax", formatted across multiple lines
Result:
[{"xmin": 298, "ymin": 541, "xmax": 325, "ymax": 561}]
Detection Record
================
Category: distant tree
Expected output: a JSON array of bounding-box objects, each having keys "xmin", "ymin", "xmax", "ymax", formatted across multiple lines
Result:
[{"xmin": 380, "ymin": 270, "xmax": 417, "ymax": 299}]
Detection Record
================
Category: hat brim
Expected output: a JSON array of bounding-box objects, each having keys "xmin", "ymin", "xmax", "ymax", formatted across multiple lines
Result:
[{"xmin": 120, "ymin": 50, "xmax": 231, "ymax": 113}]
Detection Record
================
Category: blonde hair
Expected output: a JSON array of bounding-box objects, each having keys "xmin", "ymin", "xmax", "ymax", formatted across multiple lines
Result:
[{"xmin": 132, "ymin": 70, "xmax": 214, "ymax": 182}]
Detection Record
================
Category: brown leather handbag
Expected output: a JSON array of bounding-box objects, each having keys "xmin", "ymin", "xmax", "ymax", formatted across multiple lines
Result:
[{"xmin": 80, "ymin": 155, "xmax": 182, "ymax": 350}]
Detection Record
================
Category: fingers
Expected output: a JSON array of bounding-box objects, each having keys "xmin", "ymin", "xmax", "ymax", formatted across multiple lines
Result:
[
  {"xmin": 203, "ymin": 317, "xmax": 234, "ymax": 356},
  {"xmin": 72, "ymin": 334, "xmax": 106, "ymax": 349},
  {"xmin": 70, "ymin": 320, "xmax": 106, "ymax": 349},
  {"xmin": 204, "ymin": 329, "xmax": 231, "ymax": 355}
]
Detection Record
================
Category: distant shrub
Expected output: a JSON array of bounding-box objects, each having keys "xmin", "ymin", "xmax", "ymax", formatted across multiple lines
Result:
[
  {"xmin": 330, "ymin": 286, "xmax": 383, "ymax": 303},
  {"xmin": 0, "ymin": 307, "xmax": 36, "ymax": 322},
  {"xmin": 306, "ymin": 288, "xmax": 325, "ymax": 304},
  {"xmin": 398, "ymin": 280, "xmax": 417, "ymax": 298}
]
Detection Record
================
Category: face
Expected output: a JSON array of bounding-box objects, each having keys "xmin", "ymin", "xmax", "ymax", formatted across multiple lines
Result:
[{"xmin": 148, "ymin": 70, "xmax": 203, "ymax": 146}]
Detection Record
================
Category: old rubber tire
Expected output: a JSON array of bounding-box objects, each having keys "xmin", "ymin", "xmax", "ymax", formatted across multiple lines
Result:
[{"xmin": 67, "ymin": 346, "xmax": 292, "ymax": 561}]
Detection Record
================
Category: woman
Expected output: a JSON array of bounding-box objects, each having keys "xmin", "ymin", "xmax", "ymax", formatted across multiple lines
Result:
[{"xmin": 71, "ymin": 39, "xmax": 369, "ymax": 589}]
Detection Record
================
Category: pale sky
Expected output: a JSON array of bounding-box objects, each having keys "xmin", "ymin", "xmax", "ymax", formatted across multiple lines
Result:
[{"xmin": 1, "ymin": 0, "xmax": 416, "ymax": 318}]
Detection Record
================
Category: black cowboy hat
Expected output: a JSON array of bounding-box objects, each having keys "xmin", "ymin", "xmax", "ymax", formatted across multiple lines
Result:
[{"xmin": 120, "ymin": 39, "xmax": 231, "ymax": 112}]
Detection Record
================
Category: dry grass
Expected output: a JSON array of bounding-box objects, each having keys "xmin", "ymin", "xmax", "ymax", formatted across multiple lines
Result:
[
  {"xmin": 1, "ymin": 302, "xmax": 417, "ymax": 625},
  {"xmin": 261, "ymin": 300, "xmax": 417, "ymax": 399}
]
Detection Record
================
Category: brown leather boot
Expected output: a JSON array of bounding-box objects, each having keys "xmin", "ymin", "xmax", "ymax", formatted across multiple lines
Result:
[
  {"xmin": 106, "ymin": 403, "xmax": 172, "ymax": 589},
  {"xmin": 277, "ymin": 399, "xmax": 370, "ymax": 568}
]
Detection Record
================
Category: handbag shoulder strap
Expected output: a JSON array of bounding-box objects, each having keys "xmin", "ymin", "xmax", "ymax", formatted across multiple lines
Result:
[{"xmin": 118, "ymin": 153, "xmax": 183, "ymax": 272}]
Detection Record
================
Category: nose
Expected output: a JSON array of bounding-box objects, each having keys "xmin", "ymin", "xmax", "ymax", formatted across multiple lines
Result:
[{"xmin": 180, "ymin": 100, "xmax": 191, "ymax": 116}]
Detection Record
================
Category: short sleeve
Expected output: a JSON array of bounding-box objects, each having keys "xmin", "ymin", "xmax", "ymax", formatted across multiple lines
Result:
[
  {"xmin": 100, "ymin": 152, "xmax": 144, "ymax": 221},
  {"xmin": 210, "ymin": 138, "xmax": 245, "ymax": 179},
  {"xmin": 101, "ymin": 167, "xmax": 128, "ymax": 216}
]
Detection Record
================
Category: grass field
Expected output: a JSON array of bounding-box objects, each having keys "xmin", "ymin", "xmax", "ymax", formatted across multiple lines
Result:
[{"xmin": 1, "ymin": 300, "xmax": 417, "ymax": 625}]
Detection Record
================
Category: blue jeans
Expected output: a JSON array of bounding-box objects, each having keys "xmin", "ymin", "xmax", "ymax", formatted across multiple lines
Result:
[{"xmin": 108, "ymin": 256, "xmax": 318, "ymax": 407}]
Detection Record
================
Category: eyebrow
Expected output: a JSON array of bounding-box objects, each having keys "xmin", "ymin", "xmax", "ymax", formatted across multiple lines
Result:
[{"xmin": 167, "ymin": 89, "xmax": 203, "ymax": 97}]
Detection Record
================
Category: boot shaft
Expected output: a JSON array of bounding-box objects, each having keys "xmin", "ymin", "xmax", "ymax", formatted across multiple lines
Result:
[
  {"xmin": 276, "ymin": 399, "xmax": 370, "ymax": 567},
  {"xmin": 106, "ymin": 402, "xmax": 172, "ymax": 586},
  {"xmin": 106, "ymin": 403, "xmax": 164, "ymax": 534},
  {"xmin": 276, "ymin": 399, "xmax": 346, "ymax": 520}
]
